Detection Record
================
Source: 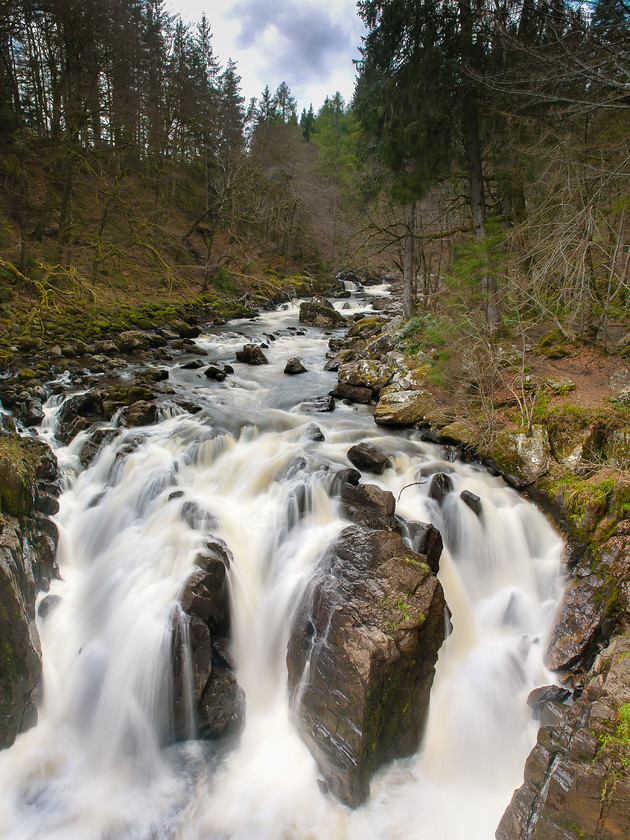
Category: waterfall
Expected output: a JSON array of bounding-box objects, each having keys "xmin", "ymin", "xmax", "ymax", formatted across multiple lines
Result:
[{"xmin": 0, "ymin": 302, "xmax": 563, "ymax": 840}]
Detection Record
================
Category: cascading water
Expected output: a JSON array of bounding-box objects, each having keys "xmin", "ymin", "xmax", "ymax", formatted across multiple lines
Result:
[{"xmin": 0, "ymin": 299, "xmax": 563, "ymax": 840}]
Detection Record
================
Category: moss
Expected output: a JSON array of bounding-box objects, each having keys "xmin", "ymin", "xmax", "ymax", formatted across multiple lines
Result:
[{"xmin": 0, "ymin": 434, "xmax": 36, "ymax": 516}]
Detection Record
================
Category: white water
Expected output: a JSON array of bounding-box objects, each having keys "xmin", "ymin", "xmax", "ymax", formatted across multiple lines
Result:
[{"xmin": 0, "ymin": 300, "xmax": 563, "ymax": 840}]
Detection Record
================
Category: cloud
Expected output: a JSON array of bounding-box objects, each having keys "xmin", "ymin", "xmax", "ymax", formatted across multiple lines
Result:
[{"xmin": 228, "ymin": 0, "xmax": 362, "ymax": 91}]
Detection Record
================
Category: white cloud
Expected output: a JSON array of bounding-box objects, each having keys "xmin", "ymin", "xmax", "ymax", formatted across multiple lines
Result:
[{"xmin": 170, "ymin": 0, "xmax": 364, "ymax": 111}]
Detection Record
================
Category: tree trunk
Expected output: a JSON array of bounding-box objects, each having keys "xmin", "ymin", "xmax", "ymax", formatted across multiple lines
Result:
[
  {"xmin": 403, "ymin": 200, "xmax": 415, "ymax": 319},
  {"xmin": 461, "ymin": 90, "xmax": 500, "ymax": 335}
]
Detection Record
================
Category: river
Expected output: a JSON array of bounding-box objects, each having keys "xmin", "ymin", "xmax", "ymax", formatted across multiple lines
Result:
[{"xmin": 0, "ymin": 292, "xmax": 564, "ymax": 840}]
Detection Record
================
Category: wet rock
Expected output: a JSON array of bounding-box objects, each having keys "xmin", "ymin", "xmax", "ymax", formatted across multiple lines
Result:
[
  {"xmin": 198, "ymin": 665, "xmax": 245, "ymax": 739},
  {"xmin": 287, "ymin": 525, "xmax": 446, "ymax": 807},
  {"xmin": 172, "ymin": 537, "xmax": 240, "ymax": 741},
  {"xmin": 55, "ymin": 391, "xmax": 105, "ymax": 444},
  {"xmin": 299, "ymin": 296, "xmax": 346, "ymax": 328},
  {"xmin": 402, "ymin": 521, "xmax": 443, "ymax": 574},
  {"xmin": 284, "ymin": 357, "xmax": 307, "ymax": 375},
  {"xmin": 120, "ymin": 400, "xmax": 158, "ymax": 427},
  {"xmin": 180, "ymin": 359, "xmax": 205, "ymax": 370},
  {"xmin": 340, "ymin": 481, "xmax": 397, "ymax": 531},
  {"xmin": 333, "ymin": 468, "xmax": 361, "ymax": 488},
  {"xmin": 204, "ymin": 365, "xmax": 226, "ymax": 381},
  {"xmin": 299, "ymin": 394, "xmax": 335, "ymax": 414},
  {"xmin": 527, "ymin": 685, "xmax": 571, "ymax": 719},
  {"xmin": 169, "ymin": 318, "xmax": 201, "ymax": 339},
  {"xmin": 428, "ymin": 473, "xmax": 452, "ymax": 504},
  {"xmin": 136, "ymin": 367, "xmax": 169, "ymax": 383},
  {"xmin": 347, "ymin": 442, "xmax": 390, "ymax": 475},
  {"xmin": 0, "ymin": 436, "xmax": 59, "ymax": 748},
  {"xmin": 330, "ymin": 383, "xmax": 373, "ymax": 404},
  {"xmin": 37, "ymin": 593, "xmax": 61, "ymax": 620},
  {"xmin": 303, "ymin": 423, "xmax": 325, "ymax": 442},
  {"xmin": 498, "ymin": 634, "xmax": 630, "ymax": 840},
  {"xmin": 460, "ymin": 489, "xmax": 482, "ymax": 515},
  {"xmin": 236, "ymin": 344, "xmax": 269, "ymax": 365}
]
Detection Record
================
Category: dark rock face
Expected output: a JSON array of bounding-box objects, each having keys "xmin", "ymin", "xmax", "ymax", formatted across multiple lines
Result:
[
  {"xmin": 0, "ymin": 435, "xmax": 60, "ymax": 748},
  {"xmin": 235, "ymin": 344, "xmax": 269, "ymax": 365},
  {"xmin": 460, "ymin": 489, "xmax": 482, "ymax": 514},
  {"xmin": 56, "ymin": 384, "xmax": 156, "ymax": 445},
  {"xmin": 428, "ymin": 472, "xmax": 453, "ymax": 504},
  {"xmin": 347, "ymin": 442, "xmax": 390, "ymax": 475},
  {"xmin": 299, "ymin": 296, "xmax": 346, "ymax": 328},
  {"xmin": 171, "ymin": 538, "xmax": 244, "ymax": 741},
  {"xmin": 284, "ymin": 357, "xmax": 307, "ymax": 375},
  {"xmin": 497, "ymin": 634, "xmax": 630, "ymax": 840},
  {"xmin": 340, "ymin": 482, "xmax": 398, "ymax": 531},
  {"xmin": 204, "ymin": 365, "xmax": 227, "ymax": 381},
  {"xmin": 286, "ymin": 525, "xmax": 446, "ymax": 807}
]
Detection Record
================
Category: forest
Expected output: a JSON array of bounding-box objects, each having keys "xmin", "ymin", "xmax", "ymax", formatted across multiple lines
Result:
[{"xmin": 0, "ymin": 0, "xmax": 628, "ymax": 356}]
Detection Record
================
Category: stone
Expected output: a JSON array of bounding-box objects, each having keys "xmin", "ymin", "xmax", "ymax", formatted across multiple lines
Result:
[
  {"xmin": 299, "ymin": 395, "xmax": 335, "ymax": 413},
  {"xmin": 236, "ymin": 344, "xmax": 269, "ymax": 365},
  {"xmin": 347, "ymin": 442, "xmax": 390, "ymax": 475},
  {"xmin": 303, "ymin": 423, "xmax": 325, "ymax": 442},
  {"xmin": 299, "ymin": 296, "xmax": 346, "ymax": 328},
  {"xmin": 204, "ymin": 365, "xmax": 226, "ymax": 381},
  {"xmin": 337, "ymin": 360, "xmax": 394, "ymax": 395},
  {"xmin": 284, "ymin": 357, "xmax": 307, "ymax": 375},
  {"xmin": 330, "ymin": 383, "xmax": 373, "ymax": 404},
  {"xmin": 610, "ymin": 368, "xmax": 630, "ymax": 402},
  {"xmin": 286, "ymin": 525, "xmax": 446, "ymax": 807},
  {"xmin": 460, "ymin": 489, "xmax": 482, "ymax": 514},
  {"xmin": 546, "ymin": 375, "xmax": 576, "ymax": 393},
  {"xmin": 136, "ymin": 367, "xmax": 169, "ymax": 383},
  {"xmin": 346, "ymin": 315, "xmax": 387, "ymax": 340},
  {"xmin": 340, "ymin": 481, "xmax": 397, "ymax": 531},
  {"xmin": 170, "ymin": 318, "xmax": 201, "ymax": 339},
  {"xmin": 483, "ymin": 425, "xmax": 550, "ymax": 488},
  {"xmin": 428, "ymin": 473, "xmax": 452, "ymax": 504},
  {"xmin": 527, "ymin": 685, "xmax": 571, "ymax": 719},
  {"xmin": 120, "ymin": 400, "xmax": 158, "ymax": 427},
  {"xmin": 374, "ymin": 389, "xmax": 440, "ymax": 426},
  {"xmin": 180, "ymin": 359, "xmax": 205, "ymax": 370},
  {"xmin": 197, "ymin": 665, "xmax": 245, "ymax": 739}
]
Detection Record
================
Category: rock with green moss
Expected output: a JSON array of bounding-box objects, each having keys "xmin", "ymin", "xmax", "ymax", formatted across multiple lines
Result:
[
  {"xmin": 373, "ymin": 389, "xmax": 441, "ymax": 427},
  {"xmin": 347, "ymin": 315, "xmax": 387, "ymax": 340},
  {"xmin": 337, "ymin": 360, "xmax": 394, "ymax": 395},
  {"xmin": 286, "ymin": 525, "xmax": 446, "ymax": 807},
  {"xmin": 483, "ymin": 425, "xmax": 550, "ymax": 487},
  {"xmin": 299, "ymin": 296, "xmax": 346, "ymax": 328}
]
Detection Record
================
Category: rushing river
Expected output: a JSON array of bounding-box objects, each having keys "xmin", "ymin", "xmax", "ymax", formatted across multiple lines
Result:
[{"xmin": 0, "ymin": 293, "xmax": 563, "ymax": 840}]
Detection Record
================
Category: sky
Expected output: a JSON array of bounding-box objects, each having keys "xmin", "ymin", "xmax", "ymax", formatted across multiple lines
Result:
[{"xmin": 171, "ymin": 0, "xmax": 366, "ymax": 113}]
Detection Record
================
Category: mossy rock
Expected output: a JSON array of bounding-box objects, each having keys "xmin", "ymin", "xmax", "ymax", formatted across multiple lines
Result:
[
  {"xmin": 482, "ymin": 424, "xmax": 550, "ymax": 488},
  {"xmin": 0, "ymin": 434, "xmax": 36, "ymax": 516},
  {"xmin": 348, "ymin": 316, "xmax": 387, "ymax": 340}
]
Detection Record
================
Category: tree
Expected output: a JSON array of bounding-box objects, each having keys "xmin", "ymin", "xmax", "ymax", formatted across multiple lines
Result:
[{"xmin": 300, "ymin": 104, "xmax": 316, "ymax": 141}]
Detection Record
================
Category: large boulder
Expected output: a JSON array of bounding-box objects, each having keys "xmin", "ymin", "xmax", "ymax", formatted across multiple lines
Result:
[
  {"xmin": 337, "ymin": 360, "xmax": 394, "ymax": 396},
  {"xmin": 374, "ymin": 389, "xmax": 441, "ymax": 426},
  {"xmin": 171, "ymin": 538, "xmax": 244, "ymax": 740},
  {"xmin": 347, "ymin": 442, "xmax": 390, "ymax": 475},
  {"xmin": 299, "ymin": 296, "xmax": 346, "ymax": 328},
  {"xmin": 236, "ymin": 344, "xmax": 269, "ymax": 365},
  {"xmin": 286, "ymin": 525, "xmax": 446, "ymax": 807}
]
